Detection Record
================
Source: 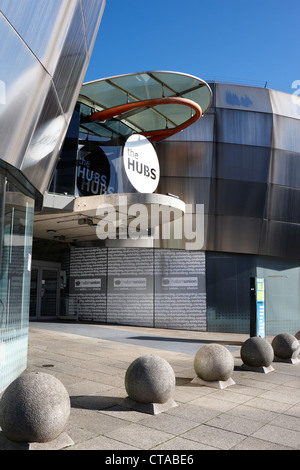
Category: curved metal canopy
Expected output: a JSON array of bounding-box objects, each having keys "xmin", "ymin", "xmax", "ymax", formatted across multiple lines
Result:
[{"xmin": 79, "ymin": 71, "xmax": 212, "ymax": 142}]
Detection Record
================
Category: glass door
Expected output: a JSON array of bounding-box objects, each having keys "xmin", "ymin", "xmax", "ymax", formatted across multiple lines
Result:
[{"xmin": 30, "ymin": 261, "xmax": 60, "ymax": 319}]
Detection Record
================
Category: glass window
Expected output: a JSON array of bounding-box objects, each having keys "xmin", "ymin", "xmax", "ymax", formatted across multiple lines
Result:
[
  {"xmin": 257, "ymin": 257, "xmax": 300, "ymax": 335},
  {"xmin": 49, "ymin": 107, "xmax": 80, "ymax": 195},
  {"xmin": 0, "ymin": 178, "xmax": 34, "ymax": 392}
]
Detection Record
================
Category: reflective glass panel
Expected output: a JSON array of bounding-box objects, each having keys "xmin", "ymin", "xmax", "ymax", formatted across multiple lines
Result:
[
  {"xmin": 216, "ymin": 109, "xmax": 272, "ymax": 147},
  {"xmin": 0, "ymin": 13, "xmax": 52, "ymax": 170},
  {"xmin": 0, "ymin": 0, "xmax": 77, "ymax": 73},
  {"xmin": 81, "ymin": 0, "xmax": 105, "ymax": 50},
  {"xmin": 257, "ymin": 257, "xmax": 300, "ymax": 335},
  {"xmin": 81, "ymin": 71, "xmax": 212, "ymax": 137},
  {"xmin": 0, "ymin": 180, "xmax": 34, "ymax": 392},
  {"xmin": 53, "ymin": 1, "xmax": 88, "ymax": 115}
]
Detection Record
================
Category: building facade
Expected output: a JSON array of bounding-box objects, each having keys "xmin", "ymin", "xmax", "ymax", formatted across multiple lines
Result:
[
  {"xmin": 0, "ymin": 0, "xmax": 106, "ymax": 392},
  {"xmin": 32, "ymin": 76, "xmax": 300, "ymax": 337}
]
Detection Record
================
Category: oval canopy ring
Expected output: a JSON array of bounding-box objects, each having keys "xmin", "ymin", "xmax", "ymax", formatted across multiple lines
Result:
[{"xmin": 90, "ymin": 97, "xmax": 202, "ymax": 142}]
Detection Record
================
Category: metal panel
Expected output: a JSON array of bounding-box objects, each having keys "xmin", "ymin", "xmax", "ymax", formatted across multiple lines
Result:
[
  {"xmin": 157, "ymin": 141, "xmax": 213, "ymax": 178},
  {"xmin": 265, "ymin": 185, "xmax": 300, "ymax": 224},
  {"xmin": 157, "ymin": 177, "xmax": 211, "ymax": 209},
  {"xmin": 82, "ymin": 0, "xmax": 106, "ymax": 51},
  {"xmin": 259, "ymin": 220, "xmax": 300, "ymax": 259},
  {"xmin": 0, "ymin": 14, "xmax": 53, "ymax": 169},
  {"xmin": 270, "ymin": 89, "xmax": 300, "ymax": 119},
  {"xmin": 52, "ymin": 1, "xmax": 88, "ymax": 115},
  {"xmin": 21, "ymin": 83, "xmax": 68, "ymax": 195},
  {"xmin": 272, "ymin": 115, "xmax": 300, "ymax": 153},
  {"xmin": 0, "ymin": 0, "xmax": 105, "ymax": 195},
  {"xmin": 216, "ymin": 109, "xmax": 272, "ymax": 147},
  {"xmin": 270, "ymin": 149, "xmax": 300, "ymax": 188},
  {"xmin": 210, "ymin": 179, "xmax": 268, "ymax": 218},
  {"xmin": 165, "ymin": 112, "xmax": 215, "ymax": 142},
  {"xmin": 215, "ymin": 82, "xmax": 272, "ymax": 113},
  {"xmin": 210, "ymin": 215, "xmax": 263, "ymax": 254},
  {"xmin": 213, "ymin": 143, "xmax": 271, "ymax": 183},
  {"xmin": 0, "ymin": 0, "xmax": 78, "ymax": 75}
]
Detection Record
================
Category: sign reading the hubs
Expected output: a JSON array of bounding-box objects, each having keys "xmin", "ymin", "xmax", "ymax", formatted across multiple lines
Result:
[{"xmin": 123, "ymin": 135, "xmax": 160, "ymax": 193}]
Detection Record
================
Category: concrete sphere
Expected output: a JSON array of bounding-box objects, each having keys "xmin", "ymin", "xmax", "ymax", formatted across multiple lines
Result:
[
  {"xmin": 194, "ymin": 344, "xmax": 234, "ymax": 382},
  {"xmin": 0, "ymin": 372, "xmax": 70, "ymax": 443},
  {"xmin": 272, "ymin": 333, "xmax": 300, "ymax": 359},
  {"xmin": 241, "ymin": 336, "xmax": 274, "ymax": 367},
  {"xmin": 294, "ymin": 331, "xmax": 300, "ymax": 341},
  {"xmin": 125, "ymin": 354, "xmax": 175, "ymax": 404}
]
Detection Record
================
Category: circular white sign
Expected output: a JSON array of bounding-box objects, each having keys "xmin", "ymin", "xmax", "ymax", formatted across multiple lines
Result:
[{"xmin": 123, "ymin": 135, "xmax": 160, "ymax": 193}]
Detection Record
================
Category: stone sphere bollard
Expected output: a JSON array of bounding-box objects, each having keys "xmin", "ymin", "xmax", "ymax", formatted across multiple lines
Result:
[
  {"xmin": 125, "ymin": 354, "xmax": 175, "ymax": 404},
  {"xmin": 272, "ymin": 333, "xmax": 300, "ymax": 360},
  {"xmin": 241, "ymin": 336, "xmax": 274, "ymax": 368},
  {"xmin": 0, "ymin": 372, "xmax": 70, "ymax": 443},
  {"xmin": 294, "ymin": 331, "xmax": 300, "ymax": 341},
  {"xmin": 194, "ymin": 344, "xmax": 234, "ymax": 382}
]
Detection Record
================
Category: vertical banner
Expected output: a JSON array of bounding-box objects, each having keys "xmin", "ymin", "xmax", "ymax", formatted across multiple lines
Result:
[{"xmin": 256, "ymin": 277, "xmax": 265, "ymax": 337}]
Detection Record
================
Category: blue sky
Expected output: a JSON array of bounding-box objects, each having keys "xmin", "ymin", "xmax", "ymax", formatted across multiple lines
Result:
[{"xmin": 84, "ymin": 0, "xmax": 299, "ymax": 95}]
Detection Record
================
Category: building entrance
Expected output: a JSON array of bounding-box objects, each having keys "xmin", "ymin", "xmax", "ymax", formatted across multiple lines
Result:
[{"xmin": 30, "ymin": 261, "xmax": 61, "ymax": 320}]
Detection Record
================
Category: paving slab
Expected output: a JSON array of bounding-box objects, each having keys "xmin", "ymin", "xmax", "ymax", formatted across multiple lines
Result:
[{"xmin": 4, "ymin": 322, "xmax": 300, "ymax": 451}]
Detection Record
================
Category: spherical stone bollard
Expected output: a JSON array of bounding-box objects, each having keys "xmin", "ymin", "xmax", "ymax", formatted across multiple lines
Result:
[
  {"xmin": 294, "ymin": 331, "xmax": 300, "ymax": 341},
  {"xmin": 241, "ymin": 336, "xmax": 274, "ymax": 368},
  {"xmin": 125, "ymin": 354, "xmax": 175, "ymax": 404},
  {"xmin": 272, "ymin": 333, "xmax": 300, "ymax": 360},
  {"xmin": 0, "ymin": 372, "xmax": 70, "ymax": 443},
  {"xmin": 194, "ymin": 344, "xmax": 234, "ymax": 382}
]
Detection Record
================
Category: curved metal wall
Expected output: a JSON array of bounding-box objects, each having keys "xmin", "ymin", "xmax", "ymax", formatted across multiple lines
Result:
[
  {"xmin": 0, "ymin": 0, "xmax": 105, "ymax": 198},
  {"xmin": 156, "ymin": 82, "xmax": 300, "ymax": 259}
]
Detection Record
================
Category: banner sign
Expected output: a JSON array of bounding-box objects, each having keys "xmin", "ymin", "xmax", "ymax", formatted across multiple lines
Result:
[{"xmin": 123, "ymin": 135, "xmax": 160, "ymax": 193}]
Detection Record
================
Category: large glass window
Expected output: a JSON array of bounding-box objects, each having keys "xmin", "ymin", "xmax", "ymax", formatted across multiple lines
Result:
[
  {"xmin": 257, "ymin": 257, "xmax": 300, "ymax": 335},
  {"xmin": 0, "ymin": 177, "xmax": 34, "ymax": 392}
]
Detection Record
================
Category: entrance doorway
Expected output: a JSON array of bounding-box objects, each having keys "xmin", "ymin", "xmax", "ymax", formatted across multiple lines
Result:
[{"xmin": 30, "ymin": 261, "xmax": 61, "ymax": 320}]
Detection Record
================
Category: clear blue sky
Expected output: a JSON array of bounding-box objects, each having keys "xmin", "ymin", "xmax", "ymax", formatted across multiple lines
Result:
[{"xmin": 84, "ymin": 0, "xmax": 299, "ymax": 95}]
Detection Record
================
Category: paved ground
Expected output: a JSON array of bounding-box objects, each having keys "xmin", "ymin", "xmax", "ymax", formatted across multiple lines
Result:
[{"xmin": 19, "ymin": 323, "xmax": 300, "ymax": 450}]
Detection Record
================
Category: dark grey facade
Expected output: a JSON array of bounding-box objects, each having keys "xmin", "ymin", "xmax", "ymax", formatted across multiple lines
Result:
[
  {"xmin": 156, "ymin": 82, "xmax": 300, "ymax": 334},
  {"xmin": 0, "ymin": 0, "xmax": 105, "ymax": 392}
]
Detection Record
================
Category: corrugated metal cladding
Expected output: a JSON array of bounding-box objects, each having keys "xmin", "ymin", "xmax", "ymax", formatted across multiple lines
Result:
[
  {"xmin": 156, "ymin": 82, "xmax": 300, "ymax": 260},
  {"xmin": 0, "ymin": 0, "xmax": 105, "ymax": 197}
]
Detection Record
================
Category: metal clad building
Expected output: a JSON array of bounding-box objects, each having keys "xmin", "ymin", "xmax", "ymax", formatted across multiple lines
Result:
[
  {"xmin": 0, "ymin": 0, "xmax": 106, "ymax": 392},
  {"xmin": 32, "ymin": 77, "xmax": 300, "ymax": 337}
]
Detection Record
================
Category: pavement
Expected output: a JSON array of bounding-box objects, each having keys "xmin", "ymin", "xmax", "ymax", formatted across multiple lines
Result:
[{"xmin": 15, "ymin": 322, "xmax": 300, "ymax": 450}]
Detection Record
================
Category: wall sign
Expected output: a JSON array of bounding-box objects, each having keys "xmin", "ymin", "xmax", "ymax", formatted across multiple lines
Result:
[
  {"xmin": 123, "ymin": 134, "xmax": 160, "ymax": 193},
  {"xmin": 256, "ymin": 277, "xmax": 266, "ymax": 337}
]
